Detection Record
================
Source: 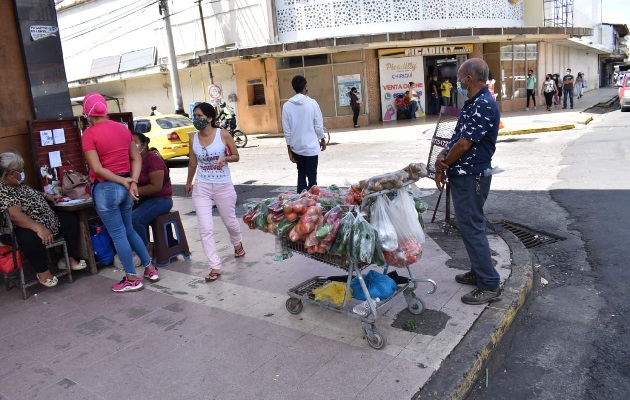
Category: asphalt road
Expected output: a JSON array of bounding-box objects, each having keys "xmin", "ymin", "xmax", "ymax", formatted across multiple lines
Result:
[{"xmin": 468, "ymin": 107, "xmax": 630, "ymax": 399}]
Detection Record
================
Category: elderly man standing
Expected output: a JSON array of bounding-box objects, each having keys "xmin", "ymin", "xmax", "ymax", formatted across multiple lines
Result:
[
  {"xmin": 434, "ymin": 58, "xmax": 502, "ymax": 305},
  {"xmin": 282, "ymin": 75, "xmax": 326, "ymax": 194}
]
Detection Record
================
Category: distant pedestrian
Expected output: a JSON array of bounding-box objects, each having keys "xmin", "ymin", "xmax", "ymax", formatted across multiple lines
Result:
[
  {"xmin": 576, "ymin": 72, "xmax": 584, "ymax": 99},
  {"xmin": 562, "ymin": 68, "xmax": 575, "ymax": 109},
  {"xmin": 407, "ymin": 82, "xmax": 419, "ymax": 119},
  {"xmin": 541, "ymin": 74, "xmax": 558, "ymax": 111},
  {"xmin": 428, "ymin": 75, "xmax": 440, "ymax": 114},
  {"xmin": 434, "ymin": 58, "xmax": 502, "ymax": 305},
  {"xmin": 348, "ymin": 87, "xmax": 361, "ymax": 128},
  {"xmin": 553, "ymin": 73, "xmax": 562, "ymax": 106},
  {"xmin": 282, "ymin": 75, "xmax": 326, "ymax": 194},
  {"xmin": 525, "ymin": 69, "xmax": 537, "ymax": 110},
  {"xmin": 185, "ymin": 102, "xmax": 244, "ymax": 283},
  {"xmin": 440, "ymin": 77, "xmax": 452, "ymax": 106}
]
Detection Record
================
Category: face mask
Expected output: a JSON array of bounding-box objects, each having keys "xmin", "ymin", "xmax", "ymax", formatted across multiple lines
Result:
[
  {"xmin": 18, "ymin": 171, "xmax": 25, "ymax": 184},
  {"xmin": 136, "ymin": 143, "xmax": 144, "ymax": 152},
  {"xmin": 456, "ymin": 81, "xmax": 468, "ymax": 97},
  {"xmin": 193, "ymin": 118, "xmax": 209, "ymax": 131},
  {"xmin": 566, "ymin": 71, "xmax": 570, "ymax": 74},
  {"xmin": 528, "ymin": 74, "xmax": 532, "ymax": 76}
]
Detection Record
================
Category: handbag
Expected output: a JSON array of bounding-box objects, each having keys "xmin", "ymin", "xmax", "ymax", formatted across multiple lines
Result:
[
  {"xmin": 0, "ymin": 245, "xmax": 22, "ymax": 274},
  {"xmin": 62, "ymin": 170, "xmax": 89, "ymax": 199}
]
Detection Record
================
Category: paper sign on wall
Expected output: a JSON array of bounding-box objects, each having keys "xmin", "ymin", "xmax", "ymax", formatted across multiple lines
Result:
[
  {"xmin": 49, "ymin": 151, "xmax": 62, "ymax": 168},
  {"xmin": 40, "ymin": 130, "xmax": 54, "ymax": 146},
  {"xmin": 52, "ymin": 128, "xmax": 65, "ymax": 144}
]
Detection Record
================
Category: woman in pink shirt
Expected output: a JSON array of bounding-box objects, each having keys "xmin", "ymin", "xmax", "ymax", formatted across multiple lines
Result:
[{"xmin": 81, "ymin": 93, "xmax": 158, "ymax": 293}]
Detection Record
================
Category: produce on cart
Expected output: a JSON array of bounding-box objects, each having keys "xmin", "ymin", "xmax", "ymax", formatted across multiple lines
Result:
[{"xmin": 241, "ymin": 163, "xmax": 436, "ymax": 349}]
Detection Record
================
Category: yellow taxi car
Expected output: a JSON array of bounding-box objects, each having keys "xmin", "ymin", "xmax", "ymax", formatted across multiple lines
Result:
[{"xmin": 132, "ymin": 109, "xmax": 196, "ymax": 159}]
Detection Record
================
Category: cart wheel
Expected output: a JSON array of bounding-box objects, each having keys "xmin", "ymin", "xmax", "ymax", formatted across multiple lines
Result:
[
  {"xmin": 407, "ymin": 297, "xmax": 426, "ymax": 315},
  {"xmin": 363, "ymin": 326, "xmax": 387, "ymax": 350},
  {"xmin": 404, "ymin": 289, "xmax": 426, "ymax": 315},
  {"xmin": 286, "ymin": 298, "xmax": 303, "ymax": 314}
]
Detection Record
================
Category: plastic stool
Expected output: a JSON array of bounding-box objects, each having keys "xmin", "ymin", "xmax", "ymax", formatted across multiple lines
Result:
[{"xmin": 150, "ymin": 211, "xmax": 191, "ymax": 267}]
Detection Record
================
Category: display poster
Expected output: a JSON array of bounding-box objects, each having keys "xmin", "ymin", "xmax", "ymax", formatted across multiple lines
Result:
[
  {"xmin": 378, "ymin": 56, "xmax": 425, "ymax": 121},
  {"xmin": 337, "ymin": 74, "xmax": 361, "ymax": 107}
]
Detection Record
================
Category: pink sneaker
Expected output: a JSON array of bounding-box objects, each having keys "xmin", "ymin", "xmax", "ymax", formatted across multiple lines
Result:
[
  {"xmin": 143, "ymin": 268, "xmax": 160, "ymax": 283},
  {"xmin": 112, "ymin": 277, "xmax": 144, "ymax": 293}
]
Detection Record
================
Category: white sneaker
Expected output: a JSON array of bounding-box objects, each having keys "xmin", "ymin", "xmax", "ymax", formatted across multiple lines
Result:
[
  {"xmin": 534, "ymin": 106, "xmax": 537, "ymax": 110},
  {"xmin": 524, "ymin": 107, "xmax": 529, "ymax": 111}
]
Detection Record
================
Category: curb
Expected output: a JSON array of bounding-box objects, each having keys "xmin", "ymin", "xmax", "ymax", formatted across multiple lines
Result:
[
  {"xmin": 499, "ymin": 123, "xmax": 575, "ymax": 136},
  {"xmin": 413, "ymin": 227, "xmax": 534, "ymax": 400}
]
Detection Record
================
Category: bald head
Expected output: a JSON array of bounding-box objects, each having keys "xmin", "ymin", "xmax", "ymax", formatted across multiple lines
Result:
[
  {"xmin": 456, "ymin": 58, "xmax": 491, "ymax": 99},
  {"xmin": 459, "ymin": 58, "xmax": 489, "ymax": 83}
]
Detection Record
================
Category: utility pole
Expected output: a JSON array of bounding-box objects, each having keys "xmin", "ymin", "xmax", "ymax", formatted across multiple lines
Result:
[
  {"xmin": 197, "ymin": 0, "xmax": 214, "ymax": 84},
  {"xmin": 158, "ymin": 0, "xmax": 185, "ymax": 114}
]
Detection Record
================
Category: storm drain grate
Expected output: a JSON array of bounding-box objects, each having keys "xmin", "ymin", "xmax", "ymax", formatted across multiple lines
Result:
[{"xmin": 496, "ymin": 220, "xmax": 564, "ymax": 249}]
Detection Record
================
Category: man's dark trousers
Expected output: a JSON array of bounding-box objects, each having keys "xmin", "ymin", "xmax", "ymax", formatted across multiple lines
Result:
[
  {"xmin": 429, "ymin": 93, "xmax": 440, "ymax": 114},
  {"xmin": 563, "ymin": 87, "xmax": 574, "ymax": 108},
  {"xmin": 449, "ymin": 174, "xmax": 500, "ymax": 290},
  {"xmin": 293, "ymin": 152, "xmax": 318, "ymax": 194}
]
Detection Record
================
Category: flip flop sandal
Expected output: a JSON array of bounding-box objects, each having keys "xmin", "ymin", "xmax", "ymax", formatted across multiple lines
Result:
[
  {"xmin": 234, "ymin": 243, "xmax": 245, "ymax": 258},
  {"xmin": 205, "ymin": 270, "xmax": 221, "ymax": 282}
]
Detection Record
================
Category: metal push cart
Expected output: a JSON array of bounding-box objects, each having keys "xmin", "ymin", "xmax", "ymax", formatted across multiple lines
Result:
[{"xmin": 283, "ymin": 185, "xmax": 437, "ymax": 350}]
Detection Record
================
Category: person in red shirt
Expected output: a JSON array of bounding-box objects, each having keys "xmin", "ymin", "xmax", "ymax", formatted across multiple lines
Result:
[
  {"xmin": 131, "ymin": 132, "xmax": 173, "ymax": 253},
  {"xmin": 81, "ymin": 92, "xmax": 159, "ymax": 293}
]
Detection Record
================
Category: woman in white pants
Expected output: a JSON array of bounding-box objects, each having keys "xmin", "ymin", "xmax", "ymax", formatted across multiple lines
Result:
[{"xmin": 185, "ymin": 102, "xmax": 244, "ymax": 282}]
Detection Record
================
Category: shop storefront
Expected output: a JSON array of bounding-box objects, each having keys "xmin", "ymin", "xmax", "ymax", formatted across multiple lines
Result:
[{"xmin": 378, "ymin": 44, "xmax": 473, "ymax": 120}]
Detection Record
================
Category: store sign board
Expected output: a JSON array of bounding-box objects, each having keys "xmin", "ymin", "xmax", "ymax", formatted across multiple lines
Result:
[
  {"xmin": 379, "ymin": 44, "xmax": 473, "ymax": 58},
  {"xmin": 378, "ymin": 56, "xmax": 425, "ymax": 121}
]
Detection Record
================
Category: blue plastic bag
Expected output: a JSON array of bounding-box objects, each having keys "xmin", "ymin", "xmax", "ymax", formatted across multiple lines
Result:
[
  {"xmin": 90, "ymin": 223, "xmax": 115, "ymax": 265},
  {"xmin": 350, "ymin": 270, "xmax": 398, "ymax": 301}
]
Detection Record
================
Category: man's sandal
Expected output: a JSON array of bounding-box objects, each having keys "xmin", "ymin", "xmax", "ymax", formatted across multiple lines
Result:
[
  {"xmin": 204, "ymin": 270, "xmax": 221, "ymax": 282},
  {"xmin": 234, "ymin": 243, "xmax": 245, "ymax": 258}
]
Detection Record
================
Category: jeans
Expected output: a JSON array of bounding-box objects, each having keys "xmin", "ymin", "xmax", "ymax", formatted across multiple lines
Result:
[
  {"xmin": 192, "ymin": 182, "xmax": 242, "ymax": 269},
  {"xmin": 408, "ymin": 100, "xmax": 418, "ymax": 119},
  {"xmin": 0, "ymin": 212, "xmax": 81, "ymax": 273},
  {"xmin": 352, "ymin": 106, "xmax": 360, "ymax": 126},
  {"xmin": 563, "ymin": 87, "xmax": 574, "ymax": 108},
  {"xmin": 292, "ymin": 153, "xmax": 318, "ymax": 194},
  {"xmin": 132, "ymin": 197, "xmax": 173, "ymax": 246},
  {"xmin": 526, "ymin": 89, "xmax": 536, "ymax": 107},
  {"xmin": 576, "ymin": 83, "xmax": 583, "ymax": 97},
  {"xmin": 429, "ymin": 93, "xmax": 440, "ymax": 114},
  {"xmin": 449, "ymin": 174, "xmax": 500, "ymax": 290},
  {"xmin": 93, "ymin": 181, "xmax": 151, "ymax": 275},
  {"xmin": 442, "ymin": 96, "xmax": 450, "ymax": 107}
]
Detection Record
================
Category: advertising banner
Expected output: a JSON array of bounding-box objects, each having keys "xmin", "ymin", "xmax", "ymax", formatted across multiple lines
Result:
[
  {"xmin": 337, "ymin": 74, "xmax": 361, "ymax": 106},
  {"xmin": 378, "ymin": 56, "xmax": 425, "ymax": 121}
]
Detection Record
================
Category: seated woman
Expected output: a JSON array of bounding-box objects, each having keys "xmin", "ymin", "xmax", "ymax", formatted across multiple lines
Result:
[
  {"xmin": 0, "ymin": 152, "xmax": 86, "ymax": 288},
  {"xmin": 131, "ymin": 133, "xmax": 173, "ymax": 253}
]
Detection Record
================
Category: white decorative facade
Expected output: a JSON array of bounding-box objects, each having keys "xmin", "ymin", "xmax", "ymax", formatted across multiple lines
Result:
[{"xmin": 275, "ymin": 0, "xmax": 524, "ymax": 42}]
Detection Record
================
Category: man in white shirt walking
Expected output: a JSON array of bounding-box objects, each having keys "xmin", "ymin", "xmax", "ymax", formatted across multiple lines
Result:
[{"xmin": 282, "ymin": 75, "xmax": 326, "ymax": 193}]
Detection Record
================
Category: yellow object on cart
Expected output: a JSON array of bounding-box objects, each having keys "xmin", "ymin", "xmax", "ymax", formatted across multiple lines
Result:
[{"xmin": 312, "ymin": 282, "xmax": 352, "ymax": 307}]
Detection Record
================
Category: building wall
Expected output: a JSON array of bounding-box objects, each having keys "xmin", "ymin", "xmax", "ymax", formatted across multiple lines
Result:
[
  {"xmin": 69, "ymin": 63, "xmax": 236, "ymax": 118},
  {"xmin": 275, "ymin": 0, "xmax": 524, "ymax": 42},
  {"xmin": 0, "ymin": 0, "xmax": 38, "ymax": 186},
  {"xmin": 365, "ymin": 50, "xmax": 380, "ymax": 124},
  {"xmin": 233, "ymin": 59, "xmax": 282, "ymax": 134},
  {"xmin": 58, "ymin": 0, "xmax": 273, "ymax": 81}
]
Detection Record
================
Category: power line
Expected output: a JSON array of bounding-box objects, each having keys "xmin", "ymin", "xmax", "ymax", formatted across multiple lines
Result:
[{"xmin": 61, "ymin": 0, "xmax": 154, "ymax": 33}]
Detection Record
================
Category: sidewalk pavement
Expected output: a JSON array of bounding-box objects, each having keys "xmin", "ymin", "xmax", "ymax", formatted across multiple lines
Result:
[
  {"xmin": 253, "ymin": 87, "xmax": 619, "ymax": 141},
  {"xmin": 0, "ymin": 88, "xmax": 615, "ymax": 400}
]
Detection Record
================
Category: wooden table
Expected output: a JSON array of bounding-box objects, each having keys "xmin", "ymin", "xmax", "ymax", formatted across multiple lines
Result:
[{"xmin": 54, "ymin": 199, "xmax": 99, "ymax": 274}]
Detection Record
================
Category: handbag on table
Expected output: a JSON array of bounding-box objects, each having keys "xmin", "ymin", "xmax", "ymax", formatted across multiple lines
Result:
[{"xmin": 62, "ymin": 170, "xmax": 90, "ymax": 200}]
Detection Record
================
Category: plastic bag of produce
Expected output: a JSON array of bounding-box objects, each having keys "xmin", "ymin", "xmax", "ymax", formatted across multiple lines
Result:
[
  {"xmin": 312, "ymin": 282, "xmax": 351, "ymax": 307},
  {"xmin": 369, "ymin": 196, "xmax": 398, "ymax": 251},
  {"xmin": 329, "ymin": 212, "xmax": 354, "ymax": 255},
  {"xmin": 348, "ymin": 213, "xmax": 377, "ymax": 264},
  {"xmin": 392, "ymin": 189, "xmax": 425, "ymax": 244},
  {"xmin": 350, "ymin": 270, "xmax": 398, "ymax": 301}
]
